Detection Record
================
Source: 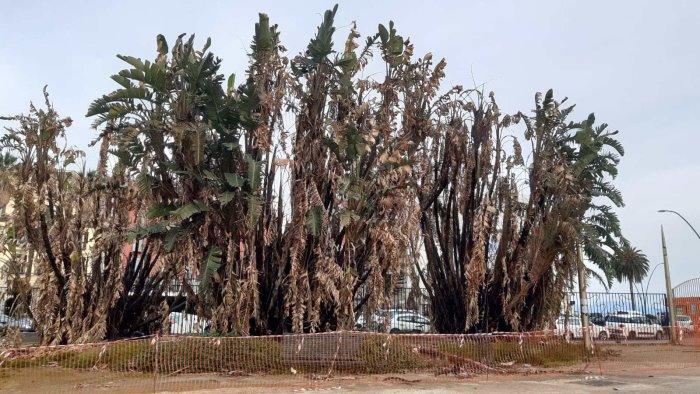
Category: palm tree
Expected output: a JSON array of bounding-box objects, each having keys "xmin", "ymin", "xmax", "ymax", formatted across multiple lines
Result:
[
  {"xmin": 613, "ymin": 238, "xmax": 650, "ymax": 311},
  {"xmin": 568, "ymin": 114, "xmax": 626, "ymax": 289}
]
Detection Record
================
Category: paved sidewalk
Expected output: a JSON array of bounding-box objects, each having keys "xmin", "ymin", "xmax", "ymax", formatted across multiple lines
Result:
[{"xmin": 175, "ymin": 368, "xmax": 700, "ymax": 393}]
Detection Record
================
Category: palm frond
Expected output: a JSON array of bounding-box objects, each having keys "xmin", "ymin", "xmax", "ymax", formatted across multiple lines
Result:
[{"xmin": 198, "ymin": 247, "xmax": 222, "ymax": 300}]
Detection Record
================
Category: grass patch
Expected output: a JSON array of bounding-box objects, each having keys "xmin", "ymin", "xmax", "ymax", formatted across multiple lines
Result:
[
  {"xmin": 2, "ymin": 336, "xmax": 285, "ymax": 374},
  {"xmin": 436, "ymin": 339, "xmax": 588, "ymax": 368}
]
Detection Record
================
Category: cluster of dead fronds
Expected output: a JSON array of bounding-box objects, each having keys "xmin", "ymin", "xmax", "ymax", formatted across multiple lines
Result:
[
  {"xmin": 0, "ymin": 4, "xmax": 633, "ymax": 340},
  {"xmin": 0, "ymin": 90, "xmax": 173, "ymax": 344},
  {"xmin": 85, "ymin": 6, "xmax": 452, "ymax": 336},
  {"xmin": 416, "ymin": 88, "xmax": 628, "ymax": 332}
]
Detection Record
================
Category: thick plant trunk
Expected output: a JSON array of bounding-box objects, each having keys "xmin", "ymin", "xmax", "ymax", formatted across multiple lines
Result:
[{"xmin": 630, "ymin": 281, "xmax": 637, "ymax": 311}]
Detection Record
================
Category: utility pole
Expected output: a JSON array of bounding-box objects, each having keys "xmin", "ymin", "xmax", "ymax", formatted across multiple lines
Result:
[
  {"xmin": 661, "ymin": 225, "xmax": 678, "ymax": 344},
  {"xmin": 577, "ymin": 244, "xmax": 592, "ymax": 351}
]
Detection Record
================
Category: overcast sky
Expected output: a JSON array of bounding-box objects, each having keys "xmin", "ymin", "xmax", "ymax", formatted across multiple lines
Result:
[{"xmin": 2, "ymin": 1, "xmax": 698, "ymax": 293}]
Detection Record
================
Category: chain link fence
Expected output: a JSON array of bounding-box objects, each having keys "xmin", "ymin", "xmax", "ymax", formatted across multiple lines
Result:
[
  {"xmin": 2, "ymin": 329, "xmax": 700, "ymax": 393},
  {"xmin": 0, "ymin": 330, "xmax": 593, "ymax": 393},
  {"xmin": 3, "ymin": 283, "xmax": 700, "ymax": 392}
]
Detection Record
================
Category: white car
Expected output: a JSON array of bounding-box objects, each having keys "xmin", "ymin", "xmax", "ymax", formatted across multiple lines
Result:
[
  {"xmin": 386, "ymin": 312, "xmax": 431, "ymax": 334},
  {"xmin": 169, "ymin": 312, "xmax": 210, "ymax": 334},
  {"xmin": 606, "ymin": 313, "xmax": 664, "ymax": 340},
  {"xmin": 355, "ymin": 309, "xmax": 412, "ymax": 331},
  {"xmin": 554, "ymin": 316, "xmax": 610, "ymax": 340},
  {"xmin": 676, "ymin": 314, "xmax": 694, "ymax": 334}
]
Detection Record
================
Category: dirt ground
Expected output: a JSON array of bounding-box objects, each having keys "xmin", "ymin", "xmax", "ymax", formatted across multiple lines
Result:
[
  {"xmin": 242, "ymin": 368, "xmax": 700, "ymax": 393},
  {"xmin": 3, "ymin": 344, "xmax": 700, "ymax": 393},
  {"xmin": 170, "ymin": 366, "xmax": 700, "ymax": 394}
]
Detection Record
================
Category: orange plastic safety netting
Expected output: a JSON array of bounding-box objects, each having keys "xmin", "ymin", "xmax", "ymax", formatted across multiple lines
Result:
[{"xmin": 1, "ymin": 329, "xmax": 699, "ymax": 393}]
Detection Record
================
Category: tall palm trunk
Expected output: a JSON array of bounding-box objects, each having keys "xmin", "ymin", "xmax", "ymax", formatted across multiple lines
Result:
[{"xmin": 629, "ymin": 280, "xmax": 637, "ymax": 311}]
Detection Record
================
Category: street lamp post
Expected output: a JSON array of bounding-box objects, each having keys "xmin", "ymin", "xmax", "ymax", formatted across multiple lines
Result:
[
  {"xmin": 658, "ymin": 209, "xmax": 698, "ymax": 344},
  {"xmin": 658, "ymin": 210, "xmax": 700, "ymax": 240},
  {"xmin": 660, "ymin": 225, "xmax": 678, "ymax": 344}
]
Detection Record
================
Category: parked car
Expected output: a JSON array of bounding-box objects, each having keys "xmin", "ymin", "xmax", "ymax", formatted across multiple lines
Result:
[
  {"xmin": 589, "ymin": 313, "xmax": 606, "ymax": 327},
  {"xmin": 169, "ymin": 312, "xmax": 210, "ymax": 334},
  {"xmin": 605, "ymin": 312, "xmax": 664, "ymax": 340},
  {"xmin": 355, "ymin": 310, "xmax": 384, "ymax": 330},
  {"xmin": 8, "ymin": 317, "xmax": 34, "ymax": 332},
  {"xmin": 355, "ymin": 309, "xmax": 412, "ymax": 331},
  {"xmin": 676, "ymin": 314, "xmax": 694, "ymax": 334},
  {"xmin": 590, "ymin": 322, "xmax": 611, "ymax": 340},
  {"xmin": 0, "ymin": 314, "xmax": 35, "ymax": 334},
  {"xmin": 612, "ymin": 310, "xmax": 643, "ymax": 317},
  {"xmin": 554, "ymin": 316, "xmax": 610, "ymax": 340},
  {"xmin": 386, "ymin": 312, "xmax": 431, "ymax": 334}
]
